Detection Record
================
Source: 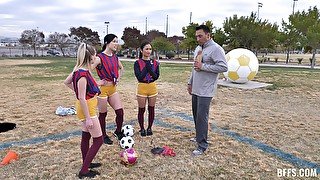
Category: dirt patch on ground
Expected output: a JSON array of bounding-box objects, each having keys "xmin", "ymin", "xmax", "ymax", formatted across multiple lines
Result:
[
  {"xmin": 0, "ymin": 59, "xmax": 319, "ymax": 179},
  {"xmin": 0, "ymin": 59, "xmax": 51, "ymax": 66}
]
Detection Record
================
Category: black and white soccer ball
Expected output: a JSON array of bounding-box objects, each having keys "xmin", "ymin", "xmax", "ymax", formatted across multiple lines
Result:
[
  {"xmin": 122, "ymin": 125, "xmax": 134, "ymax": 137},
  {"xmin": 120, "ymin": 136, "xmax": 135, "ymax": 149}
]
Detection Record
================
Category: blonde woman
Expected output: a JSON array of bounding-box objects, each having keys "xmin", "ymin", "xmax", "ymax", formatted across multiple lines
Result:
[{"xmin": 64, "ymin": 43, "xmax": 103, "ymax": 178}]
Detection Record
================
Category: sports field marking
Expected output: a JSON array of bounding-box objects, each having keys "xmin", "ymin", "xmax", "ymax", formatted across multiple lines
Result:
[
  {"xmin": 157, "ymin": 109, "xmax": 320, "ymax": 172},
  {"xmin": 0, "ymin": 109, "xmax": 319, "ymax": 172}
]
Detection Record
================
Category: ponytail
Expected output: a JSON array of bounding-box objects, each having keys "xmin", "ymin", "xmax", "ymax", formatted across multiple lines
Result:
[
  {"xmin": 74, "ymin": 43, "xmax": 96, "ymax": 71},
  {"xmin": 101, "ymin": 34, "xmax": 117, "ymax": 52}
]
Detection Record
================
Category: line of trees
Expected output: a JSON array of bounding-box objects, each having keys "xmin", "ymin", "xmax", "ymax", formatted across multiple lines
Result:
[{"xmin": 18, "ymin": 7, "xmax": 319, "ymax": 68}]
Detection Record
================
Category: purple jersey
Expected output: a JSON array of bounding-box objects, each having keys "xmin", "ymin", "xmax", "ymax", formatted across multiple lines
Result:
[
  {"xmin": 72, "ymin": 69, "xmax": 100, "ymax": 100},
  {"xmin": 96, "ymin": 53, "xmax": 119, "ymax": 82}
]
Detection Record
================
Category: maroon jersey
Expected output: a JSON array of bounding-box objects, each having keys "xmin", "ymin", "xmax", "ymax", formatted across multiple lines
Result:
[
  {"xmin": 96, "ymin": 53, "xmax": 119, "ymax": 83},
  {"xmin": 72, "ymin": 69, "xmax": 100, "ymax": 100},
  {"xmin": 134, "ymin": 59, "xmax": 159, "ymax": 83}
]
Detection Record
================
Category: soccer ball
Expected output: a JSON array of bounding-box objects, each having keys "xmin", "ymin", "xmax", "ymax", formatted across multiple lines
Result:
[
  {"xmin": 120, "ymin": 136, "xmax": 135, "ymax": 149},
  {"xmin": 223, "ymin": 48, "xmax": 259, "ymax": 84},
  {"xmin": 122, "ymin": 125, "xmax": 134, "ymax": 137},
  {"xmin": 120, "ymin": 148, "xmax": 138, "ymax": 165}
]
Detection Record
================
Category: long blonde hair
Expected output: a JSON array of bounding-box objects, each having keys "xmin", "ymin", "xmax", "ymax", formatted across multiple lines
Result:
[{"xmin": 74, "ymin": 43, "xmax": 96, "ymax": 71}]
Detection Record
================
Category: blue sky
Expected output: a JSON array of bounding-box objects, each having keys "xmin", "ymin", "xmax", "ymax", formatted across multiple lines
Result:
[{"xmin": 0, "ymin": 0, "xmax": 318, "ymax": 39}]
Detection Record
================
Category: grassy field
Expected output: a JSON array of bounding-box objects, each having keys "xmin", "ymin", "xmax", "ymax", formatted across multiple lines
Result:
[{"xmin": 0, "ymin": 57, "xmax": 319, "ymax": 179}]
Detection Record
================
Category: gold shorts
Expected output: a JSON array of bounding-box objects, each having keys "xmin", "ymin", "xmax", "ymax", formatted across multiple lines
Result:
[
  {"xmin": 136, "ymin": 82, "xmax": 158, "ymax": 97},
  {"xmin": 76, "ymin": 97, "xmax": 98, "ymax": 121},
  {"xmin": 99, "ymin": 85, "xmax": 117, "ymax": 98}
]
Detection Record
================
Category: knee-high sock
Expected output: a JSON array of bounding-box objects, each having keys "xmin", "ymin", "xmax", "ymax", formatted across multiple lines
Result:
[
  {"xmin": 80, "ymin": 136, "xmax": 103, "ymax": 174},
  {"xmin": 98, "ymin": 112, "xmax": 107, "ymax": 137},
  {"xmin": 147, "ymin": 106, "xmax": 155, "ymax": 129},
  {"xmin": 138, "ymin": 107, "xmax": 146, "ymax": 130},
  {"xmin": 81, "ymin": 131, "xmax": 91, "ymax": 163},
  {"xmin": 115, "ymin": 109, "xmax": 124, "ymax": 133}
]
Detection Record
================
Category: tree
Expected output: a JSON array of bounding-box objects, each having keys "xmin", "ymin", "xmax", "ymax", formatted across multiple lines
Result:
[
  {"xmin": 145, "ymin": 30, "xmax": 166, "ymax": 42},
  {"xmin": 47, "ymin": 32, "xmax": 73, "ymax": 57},
  {"xmin": 168, "ymin": 35, "xmax": 184, "ymax": 58},
  {"xmin": 121, "ymin": 27, "xmax": 145, "ymax": 58},
  {"xmin": 223, "ymin": 13, "xmax": 278, "ymax": 53},
  {"xmin": 290, "ymin": 6, "xmax": 320, "ymax": 68},
  {"xmin": 277, "ymin": 21, "xmax": 300, "ymax": 64},
  {"xmin": 181, "ymin": 21, "xmax": 215, "ymax": 60},
  {"xmin": 121, "ymin": 27, "xmax": 145, "ymax": 49},
  {"xmin": 151, "ymin": 36, "xmax": 175, "ymax": 57},
  {"xmin": 181, "ymin": 22, "xmax": 199, "ymax": 60},
  {"xmin": 19, "ymin": 29, "xmax": 45, "ymax": 57},
  {"xmin": 69, "ymin": 26, "xmax": 100, "ymax": 46},
  {"xmin": 213, "ymin": 28, "xmax": 227, "ymax": 47}
]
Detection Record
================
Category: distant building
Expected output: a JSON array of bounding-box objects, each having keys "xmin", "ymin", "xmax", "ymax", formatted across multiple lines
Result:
[{"xmin": 0, "ymin": 37, "xmax": 19, "ymax": 47}]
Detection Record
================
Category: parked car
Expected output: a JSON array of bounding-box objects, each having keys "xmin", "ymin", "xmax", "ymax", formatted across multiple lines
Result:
[{"xmin": 47, "ymin": 49, "xmax": 60, "ymax": 56}]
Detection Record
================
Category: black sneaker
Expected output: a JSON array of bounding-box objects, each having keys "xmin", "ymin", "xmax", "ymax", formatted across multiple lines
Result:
[
  {"xmin": 113, "ymin": 130, "xmax": 124, "ymax": 140},
  {"xmin": 146, "ymin": 128, "xmax": 153, "ymax": 136},
  {"xmin": 78, "ymin": 169, "xmax": 100, "ymax": 179},
  {"xmin": 103, "ymin": 135, "xmax": 113, "ymax": 145},
  {"xmin": 139, "ymin": 129, "xmax": 146, "ymax": 136},
  {"xmin": 89, "ymin": 162, "xmax": 102, "ymax": 169}
]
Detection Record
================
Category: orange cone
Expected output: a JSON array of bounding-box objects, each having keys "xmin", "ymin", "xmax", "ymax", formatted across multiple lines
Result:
[{"xmin": 0, "ymin": 150, "xmax": 18, "ymax": 166}]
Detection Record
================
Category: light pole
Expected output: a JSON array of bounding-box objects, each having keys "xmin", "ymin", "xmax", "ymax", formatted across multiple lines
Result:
[
  {"xmin": 292, "ymin": 0, "xmax": 298, "ymax": 14},
  {"xmin": 257, "ymin": 2, "xmax": 263, "ymax": 19},
  {"xmin": 104, "ymin": 21, "xmax": 110, "ymax": 35}
]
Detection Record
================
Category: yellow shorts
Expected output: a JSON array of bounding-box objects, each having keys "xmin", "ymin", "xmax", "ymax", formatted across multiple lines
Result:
[
  {"xmin": 76, "ymin": 97, "xmax": 98, "ymax": 121},
  {"xmin": 99, "ymin": 85, "xmax": 117, "ymax": 98},
  {"xmin": 136, "ymin": 82, "xmax": 158, "ymax": 97}
]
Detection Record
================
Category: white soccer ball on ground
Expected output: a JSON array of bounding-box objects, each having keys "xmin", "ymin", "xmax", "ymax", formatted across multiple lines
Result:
[
  {"xmin": 120, "ymin": 136, "xmax": 135, "ymax": 149},
  {"xmin": 223, "ymin": 48, "xmax": 259, "ymax": 84},
  {"xmin": 122, "ymin": 125, "xmax": 134, "ymax": 137}
]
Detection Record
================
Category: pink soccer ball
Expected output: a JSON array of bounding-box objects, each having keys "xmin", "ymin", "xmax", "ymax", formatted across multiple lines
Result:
[{"xmin": 120, "ymin": 148, "xmax": 138, "ymax": 165}]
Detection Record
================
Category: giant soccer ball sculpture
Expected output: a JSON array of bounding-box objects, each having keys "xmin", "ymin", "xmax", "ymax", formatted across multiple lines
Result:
[{"xmin": 223, "ymin": 48, "xmax": 259, "ymax": 84}]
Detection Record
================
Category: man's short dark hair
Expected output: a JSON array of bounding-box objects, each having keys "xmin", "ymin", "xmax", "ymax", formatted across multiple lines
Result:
[{"xmin": 196, "ymin": 25, "xmax": 211, "ymax": 34}]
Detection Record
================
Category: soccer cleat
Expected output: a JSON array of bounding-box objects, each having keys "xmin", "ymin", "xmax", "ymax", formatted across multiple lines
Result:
[
  {"xmin": 189, "ymin": 137, "xmax": 196, "ymax": 142},
  {"xmin": 103, "ymin": 135, "xmax": 113, "ymax": 145},
  {"xmin": 192, "ymin": 148, "xmax": 204, "ymax": 156},
  {"xmin": 146, "ymin": 128, "xmax": 153, "ymax": 136},
  {"xmin": 89, "ymin": 162, "xmax": 102, "ymax": 169},
  {"xmin": 139, "ymin": 129, "xmax": 146, "ymax": 136},
  {"xmin": 78, "ymin": 169, "xmax": 100, "ymax": 179},
  {"xmin": 113, "ymin": 131, "xmax": 124, "ymax": 140}
]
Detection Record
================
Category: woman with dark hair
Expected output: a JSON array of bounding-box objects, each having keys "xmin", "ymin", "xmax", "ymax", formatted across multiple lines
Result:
[
  {"xmin": 91, "ymin": 34, "xmax": 125, "ymax": 143},
  {"xmin": 134, "ymin": 42, "xmax": 160, "ymax": 136},
  {"xmin": 64, "ymin": 43, "xmax": 103, "ymax": 178}
]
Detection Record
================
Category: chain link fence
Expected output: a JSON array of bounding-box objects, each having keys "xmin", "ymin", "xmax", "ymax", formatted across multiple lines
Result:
[{"xmin": 0, "ymin": 46, "xmax": 77, "ymax": 58}]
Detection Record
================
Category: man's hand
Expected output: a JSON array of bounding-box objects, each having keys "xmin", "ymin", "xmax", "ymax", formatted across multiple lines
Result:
[
  {"xmin": 193, "ymin": 61, "xmax": 202, "ymax": 71},
  {"xmin": 187, "ymin": 84, "xmax": 192, "ymax": 95}
]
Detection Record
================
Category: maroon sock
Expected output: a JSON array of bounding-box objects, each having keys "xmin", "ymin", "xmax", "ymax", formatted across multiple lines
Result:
[
  {"xmin": 80, "ymin": 136, "xmax": 103, "ymax": 174},
  {"xmin": 98, "ymin": 112, "xmax": 107, "ymax": 137},
  {"xmin": 81, "ymin": 131, "xmax": 91, "ymax": 163},
  {"xmin": 147, "ymin": 106, "xmax": 155, "ymax": 129},
  {"xmin": 115, "ymin": 109, "xmax": 124, "ymax": 132},
  {"xmin": 138, "ymin": 107, "xmax": 146, "ymax": 130}
]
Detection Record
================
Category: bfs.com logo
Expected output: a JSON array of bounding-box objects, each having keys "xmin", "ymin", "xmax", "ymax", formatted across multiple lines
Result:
[{"xmin": 277, "ymin": 168, "xmax": 317, "ymax": 177}]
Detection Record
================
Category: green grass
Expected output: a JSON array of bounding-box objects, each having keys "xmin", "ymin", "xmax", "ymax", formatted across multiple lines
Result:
[
  {"xmin": 256, "ymin": 66, "xmax": 320, "ymax": 90},
  {"xmin": 3, "ymin": 57, "xmax": 320, "ymax": 90}
]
